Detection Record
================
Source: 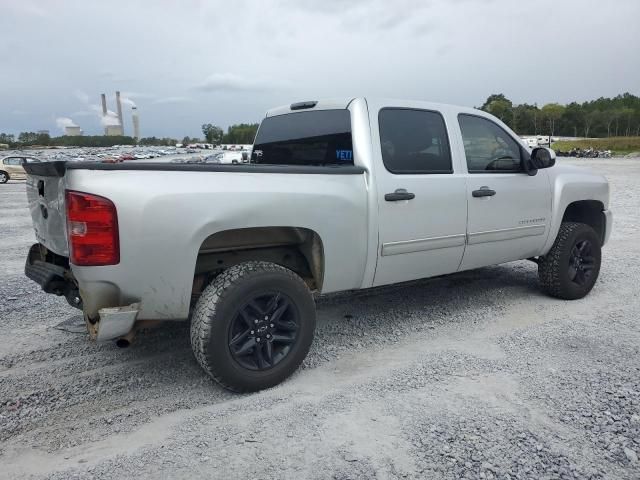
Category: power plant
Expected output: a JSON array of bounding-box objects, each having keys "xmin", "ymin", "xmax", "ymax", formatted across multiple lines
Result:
[
  {"xmin": 115, "ymin": 91, "xmax": 124, "ymax": 134},
  {"xmin": 132, "ymin": 106, "xmax": 140, "ymax": 140},
  {"xmin": 64, "ymin": 126, "xmax": 82, "ymax": 136},
  {"xmin": 100, "ymin": 91, "xmax": 139, "ymax": 139}
]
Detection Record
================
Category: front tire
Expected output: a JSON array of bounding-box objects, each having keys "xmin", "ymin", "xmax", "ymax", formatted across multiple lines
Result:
[
  {"xmin": 0, "ymin": 171, "xmax": 8, "ymax": 184},
  {"xmin": 190, "ymin": 261, "xmax": 316, "ymax": 392},
  {"xmin": 538, "ymin": 222, "xmax": 602, "ymax": 300}
]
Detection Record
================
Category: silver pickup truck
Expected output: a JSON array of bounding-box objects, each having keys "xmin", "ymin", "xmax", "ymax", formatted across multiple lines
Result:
[{"xmin": 24, "ymin": 98, "xmax": 612, "ymax": 392}]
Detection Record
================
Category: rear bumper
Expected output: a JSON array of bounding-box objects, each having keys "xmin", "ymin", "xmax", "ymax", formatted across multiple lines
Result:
[
  {"xmin": 603, "ymin": 209, "xmax": 613, "ymax": 246},
  {"xmin": 90, "ymin": 303, "xmax": 141, "ymax": 342},
  {"xmin": 25, "ymin": 243, "xmax": 140, "ymax": 341},
  {"xmin": 25, "ymin": 244, "xmax": 82, "ymax": 309}
]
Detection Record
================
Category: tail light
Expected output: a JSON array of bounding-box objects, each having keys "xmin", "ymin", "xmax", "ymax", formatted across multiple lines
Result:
[{"xmin": 65, "ymin": 190, "xmax": 119, "ymax": 266}]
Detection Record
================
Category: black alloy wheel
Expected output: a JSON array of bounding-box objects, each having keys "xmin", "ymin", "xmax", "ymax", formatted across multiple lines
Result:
[
  {"xmin": 228, "ymin": 292, "xmax": 299, "ymax": 371},
  {"xmin": 568, "ymin": 239, "xmax": 596, "ymax": 286}
]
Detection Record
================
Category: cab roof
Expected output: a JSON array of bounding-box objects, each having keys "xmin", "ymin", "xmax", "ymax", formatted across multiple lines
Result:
[{"xmin": 265, "ymin": 97, "xmax": 483, "ymax": 118}]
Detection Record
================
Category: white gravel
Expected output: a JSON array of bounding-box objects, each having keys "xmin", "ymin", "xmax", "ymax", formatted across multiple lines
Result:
[{"xmin": 1, "ymin": 158, "xmax": 639, "ymax": 479}]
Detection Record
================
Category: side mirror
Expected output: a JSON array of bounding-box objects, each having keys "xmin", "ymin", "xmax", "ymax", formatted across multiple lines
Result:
[{"xmin": 530, "ymin": 147, "xmax": 556, "ymax": 169}]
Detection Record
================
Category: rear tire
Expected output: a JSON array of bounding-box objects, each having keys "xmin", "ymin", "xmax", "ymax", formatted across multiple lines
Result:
[
  {"xmin": 538, "ymin": 222, "xmax": 601, "ymax": 300},
  {"xmin": 190, "ymin": 261, "xmax": 316, "ymax": 392},
  {"xmin": 0, "ymin": 171, "xmax": 8, "ymax": 184}
]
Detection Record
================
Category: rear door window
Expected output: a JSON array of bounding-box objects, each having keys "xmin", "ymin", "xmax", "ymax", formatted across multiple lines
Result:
[
  {"xmin": 252, "ymin": 110, "xmax": 353, "ymax": 166},
  {"xmin": 378, "ymin": 108, "xmax": 452, "ymax": 174}
]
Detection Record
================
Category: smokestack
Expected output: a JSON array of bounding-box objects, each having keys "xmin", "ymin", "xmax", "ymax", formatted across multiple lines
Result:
[
  {"xmin": 100, "ymin": 94, "xmax": 108, "ymax": 135},
  {"xmin": 116, "ymin": 91, "xmax": 124, "ymax": 135},
  {"xmin": 132, "ymin": 107, "xmax": 140, "ymax": 141}
]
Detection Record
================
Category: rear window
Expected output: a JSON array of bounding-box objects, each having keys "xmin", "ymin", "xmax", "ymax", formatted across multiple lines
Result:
[{"xmin": 251, "ymin": 110, "xmax": 353, "ymax": 166}]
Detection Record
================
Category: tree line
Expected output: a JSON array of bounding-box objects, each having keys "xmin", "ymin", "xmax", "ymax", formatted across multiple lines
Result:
[
  {"xmin": 480, "ymin": 92, "xmax": 640, "ymax": 138},
  {"xmin": 0, "ymin": 122, "xmax": 261, "ymax": 149},
  {"xmin": 0, "ymin": 132, "xmax": 137, "ymax": 148},
  {"xmin": 201, "ymin": 123, "xmax": 259, "ymax": 145}
]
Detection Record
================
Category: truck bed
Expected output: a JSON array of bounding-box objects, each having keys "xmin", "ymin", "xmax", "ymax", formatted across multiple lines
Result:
[{"xmin": 23, "ymin": 160, "xmax": 370, "ymax": 323}]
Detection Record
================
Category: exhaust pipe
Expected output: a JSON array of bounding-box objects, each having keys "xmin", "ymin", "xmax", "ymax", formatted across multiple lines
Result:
[
  {"xmin": 115, "ymin": 320, "xmax": 160, "ymax": 348},
  {"xmin": 115, "ymin": 329, "xmax": 136, "ymax": 348}
]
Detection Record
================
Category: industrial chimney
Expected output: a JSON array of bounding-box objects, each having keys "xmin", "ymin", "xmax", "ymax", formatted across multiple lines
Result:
[
  {"xmin": 132, "ymin": 107, "xmax": 140, "ymax": 141},
  {"xmin": 115, "ymin": 91, "xmax": 124, "ymax": 136},
  {"xmin": 100, "ymin": 93, "xmax": 108, "ymax": 135}
]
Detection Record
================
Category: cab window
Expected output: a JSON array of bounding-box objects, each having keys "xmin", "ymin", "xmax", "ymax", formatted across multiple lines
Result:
[
  {"xmin": 458, "ymin": 114, "xmax": 523, "ymax": 173},
  {"xmin": 379, "ymin": 108, "xmax": 452, "ymax": 174}
]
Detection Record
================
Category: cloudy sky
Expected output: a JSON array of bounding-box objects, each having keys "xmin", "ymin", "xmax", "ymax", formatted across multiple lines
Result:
[{"xmin": 1, "ymin": 0, "xmax": 638, "ymax": 138}]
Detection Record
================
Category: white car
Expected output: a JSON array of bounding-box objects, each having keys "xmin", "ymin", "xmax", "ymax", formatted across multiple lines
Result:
[
  {"xmin": 24, "ymin": 98, "xmax": 612, "ymax": 393},
  {"xmin": 208, "ymin": 150, "xmax": 249, "ymax": 164}
]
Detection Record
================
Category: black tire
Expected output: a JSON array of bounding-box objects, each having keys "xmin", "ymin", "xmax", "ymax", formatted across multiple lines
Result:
[
  {"xmin": 538, "ymin": 222, "xmax": 602, "ymax": 300},
  {"xmin": 190, "ymin": 261, "xmax": 316, "ymax": 392},
  {"xmin": 0, "ymin": 171, "xmax": 8, "ymax": 184}
]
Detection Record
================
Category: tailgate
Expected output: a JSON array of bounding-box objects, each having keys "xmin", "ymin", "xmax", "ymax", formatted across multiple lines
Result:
[{"xmin": 24, "ymin": 161, "xmax": 69, "ymax": 257}]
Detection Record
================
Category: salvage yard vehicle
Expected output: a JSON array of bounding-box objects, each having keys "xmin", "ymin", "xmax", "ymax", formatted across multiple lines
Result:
[
  {"xmin": 23, "ymin": 98, "xmax": 612, "ymax": 392},
  {"xmin": 0, "ymin": 155, "xmax": 40, "ymax": 183}
]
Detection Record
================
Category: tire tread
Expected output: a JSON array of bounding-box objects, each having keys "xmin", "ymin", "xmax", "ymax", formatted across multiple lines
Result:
[
  {"xmin": 538, "ymin": 221, "xmax": 600, "ymax": 299},
  {"xmin": 190, "ymin": 261, "xmax": 311, "ymax": 392}
]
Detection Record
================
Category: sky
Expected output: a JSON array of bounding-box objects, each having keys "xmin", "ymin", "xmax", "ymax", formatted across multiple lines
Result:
[{"xmin": 1, "ymin": 0, "xmax": 639, "ymax": 138}]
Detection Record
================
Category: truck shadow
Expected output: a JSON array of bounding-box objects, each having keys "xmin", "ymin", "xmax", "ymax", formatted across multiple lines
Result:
[
  {"xmin": 128, "ymin": 260, "xmax": 540, "ymax": 376},
  {"xmin": 121, "ymin": 260, "xmax": 540, "ymax": 358}
]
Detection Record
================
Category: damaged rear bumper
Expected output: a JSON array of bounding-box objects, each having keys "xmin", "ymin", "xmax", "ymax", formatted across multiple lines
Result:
[
  {"xmin": 25, "ymin": 244, "xmax": 82, "ymax": 309},
  {"xmin": 25, "ymin": 243, "xmax": 141, "ymax": 342},
  {"xmin": 88, "ymin": 303, "xmax": 141, "ymax": 342}
]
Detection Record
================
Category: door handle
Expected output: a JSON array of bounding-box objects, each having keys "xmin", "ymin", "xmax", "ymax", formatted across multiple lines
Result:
[
  {"xmin": 385, "ymin": 189, "xmax": 415, "ymax": 201},
  {"xmin": 472, "ymin": 187, "xmax": 496, "ymax": 198}
]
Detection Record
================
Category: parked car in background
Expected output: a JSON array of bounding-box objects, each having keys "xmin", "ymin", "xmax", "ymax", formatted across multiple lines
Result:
[
  {"xmin": 0, "ymin": 155, "xmax": 40, "ymax": 183},
  {"xmin": 204, "ymin": 150, "xmax": 250, "ymax": 164},
  {"xmin": 521, "ymin": 137, "xmax": 539, "ymax": 149}
]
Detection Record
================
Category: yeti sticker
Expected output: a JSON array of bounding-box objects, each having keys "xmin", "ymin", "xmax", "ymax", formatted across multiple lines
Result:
[{"xmin": 336, "ymin": 149, "xmax": 353, "ymax": 161}]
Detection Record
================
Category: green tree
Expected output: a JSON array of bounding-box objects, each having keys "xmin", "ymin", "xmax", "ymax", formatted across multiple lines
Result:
[
  {"xmin": 201, "ymin": 124, "xmax": 224, "ymax": 144},
  {"xmin": 139, "ymin": 137, "xmax": 178, "ymax": 146},
  {"xmin": 583, "ymin": 110, "xmax": 600, "ymax": 138},
  {"xmin": 620, "ymin": 107, "xmax": 634, "ymax": 137},
  {"xmin": 18, "ymin": 131, "xmax": 40, "ymax": 146},
  {"xmin": 480, "ymin": 94, "xmax": 511, "ymax": 111},
  {"xmin": 222, "ymin": 123, "xmax": 259, "ymax": 144},
  {"xmin": 561, "ymin": 102, "xmax": 584, "ymax": 138},
  {"xmin": 480, "ymin": 94, "xmax": 513, "ymax": 127},
  {"xmin": 601, "ymin": 110, "xmax": 617, "ymax": 137},
  {"xmin": 0, "ymin": 133, "xmax": 16, "ymax": 148},
  {"xmin": 541, "ymin": 103, "xmax": 565, "ymax": 137},
  {"xmin": 48, "ymin": 135, "xmax": 136, "ymax": 147},
  {"xmin": 36, "ymin": 132, "xmax": 51, "ymax": 145},
  {"xmin": 512, "ymin": 104, "xmax": 540, "ymax": 135}
]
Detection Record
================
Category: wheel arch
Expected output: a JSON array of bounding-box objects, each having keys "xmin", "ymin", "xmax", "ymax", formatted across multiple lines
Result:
[
  {"xmin": 191, "ymin": 226, "xmax": 325, "ymax": 299},
  {"xmin": 561, "ymin": 200, "xmax": 606, "ymax": 245}
]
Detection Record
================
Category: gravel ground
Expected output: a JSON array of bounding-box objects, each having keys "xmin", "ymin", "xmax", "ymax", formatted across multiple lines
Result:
[{"xmin": 1, "ymin": 158, "xmax": 639, "ymax": 480}]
